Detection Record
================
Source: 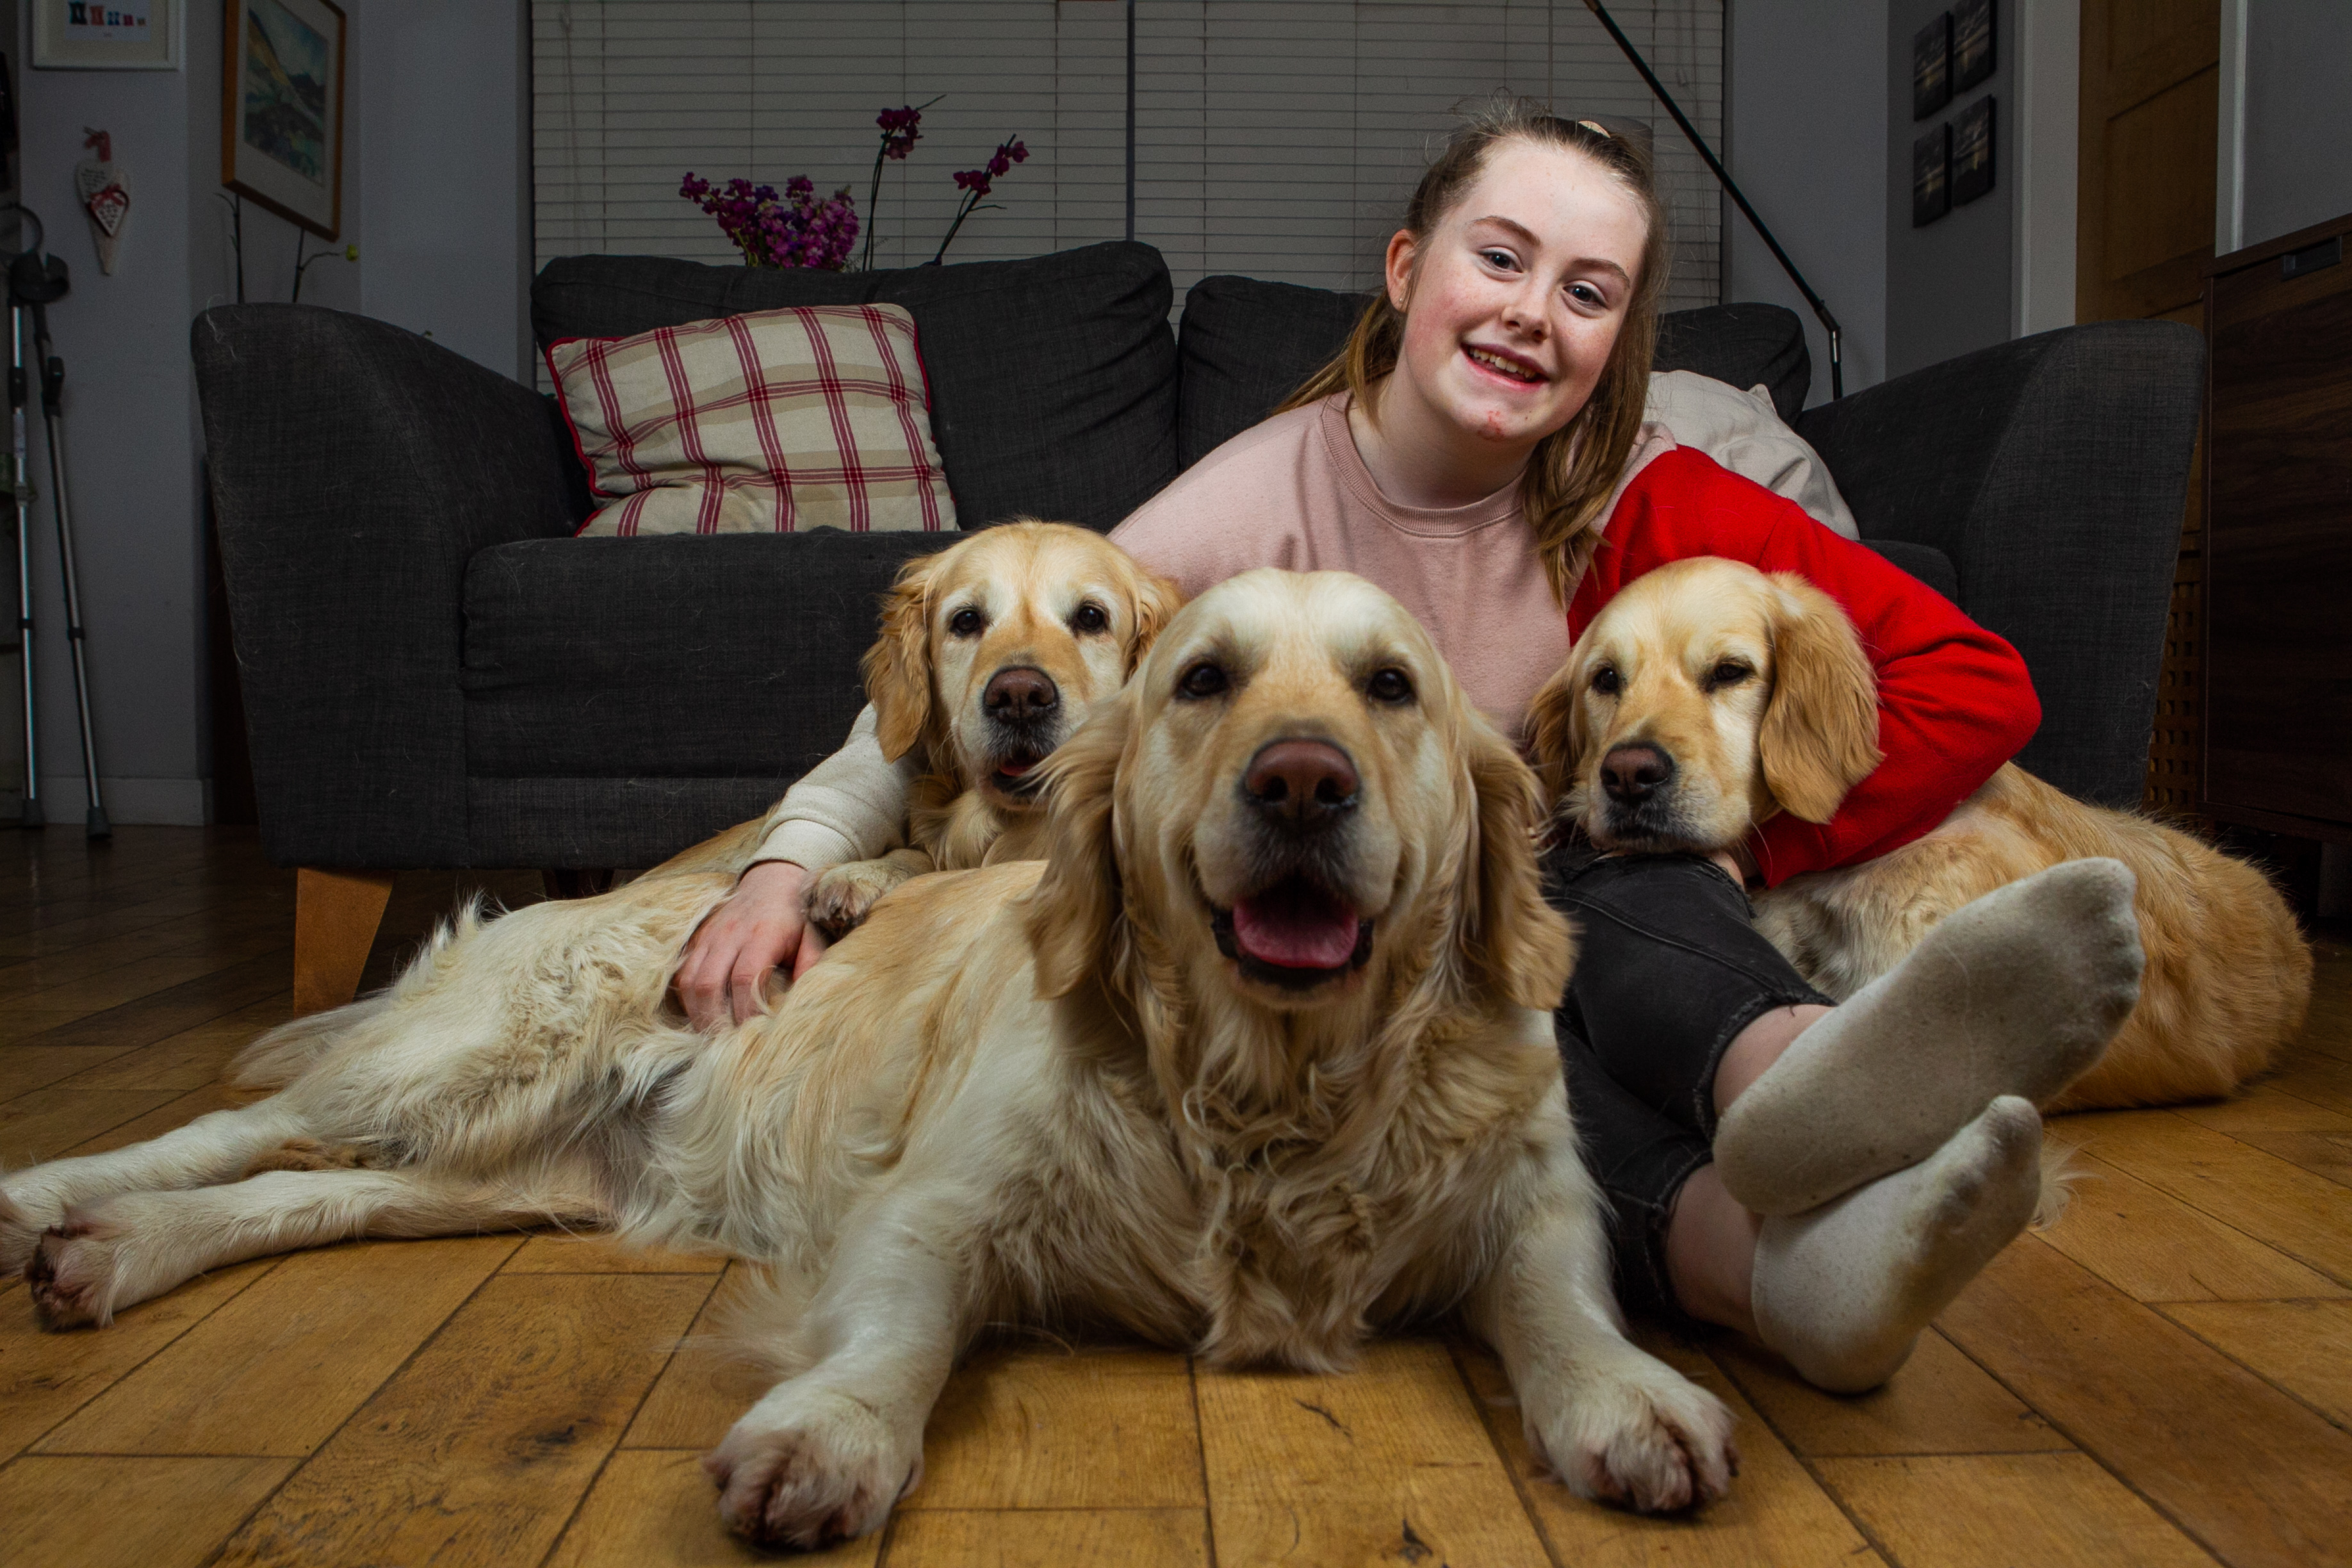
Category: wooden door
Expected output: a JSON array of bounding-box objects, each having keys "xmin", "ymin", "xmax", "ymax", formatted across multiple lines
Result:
[
  {"xmin": 2203, "ymin": 218, "xmax": 2352, "ymax": 835},
  {"xmin": 2077, "ymin": 0, "xmax": 2217, "ymax": 814}
]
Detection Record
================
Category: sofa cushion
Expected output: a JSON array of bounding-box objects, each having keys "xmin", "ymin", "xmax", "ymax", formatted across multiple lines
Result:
[
  {"xmin": 462, "ymin": 532, "xmax": 941, "ymax": 780},
  {"xmin": 1175, "ymin": 277, "xmax": 1368, "ymax": 471},
  {"xmin": 1175, "ymin": 279, "xmax": 1815, "ymax": 468},
  {"xmin": 533, "ymin": 241, "xmax": 1178, "ymax": 532},
  {"xmin": 1655, "ymin": 304, "xmax": 1814, "ymax": 425},
  {"xmin": 550, "ymin": 303, "xmax": 955, "ymax": 535}
]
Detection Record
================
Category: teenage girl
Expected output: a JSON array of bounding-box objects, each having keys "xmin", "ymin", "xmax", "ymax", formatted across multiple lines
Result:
[{"xmin": 674, "ymin": 102, "xmax": 2142, "ymax": 1393}]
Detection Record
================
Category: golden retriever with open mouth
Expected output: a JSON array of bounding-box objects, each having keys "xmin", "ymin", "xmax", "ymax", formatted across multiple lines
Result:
[
  {"xmin": 1527, "ymin": 555, "xmax": 2311, "ymax": 1111},
  {"xmin": 650, "ymin": 519, "xmax": 1182, "ymax": 936},
  {"xmin": 1, "ymin": 568, "xmax": 1736, "ymax": 1547}
]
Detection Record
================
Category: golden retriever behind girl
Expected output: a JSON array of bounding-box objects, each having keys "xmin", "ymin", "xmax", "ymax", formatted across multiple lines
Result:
[
  {"xmin": 1528, "ymin": 555, "xmax": 2310, "ymax": 1111},
  {"xmin": 2, "ymin": 569, "xmax": 1736, "ymax": 1548},
  {"xmin": 649, "ymin": 518, "xmax": 1183, "ymax": 935}
]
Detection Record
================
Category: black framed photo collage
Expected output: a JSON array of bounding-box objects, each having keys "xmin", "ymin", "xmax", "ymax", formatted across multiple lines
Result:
[{"xmin": 1911, "ymin": 0, "xmax": 1995, "ymax": 227}]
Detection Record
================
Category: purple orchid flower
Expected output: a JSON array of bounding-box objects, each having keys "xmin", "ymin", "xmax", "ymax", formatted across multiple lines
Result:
[{"xmin": 933, "ymin": 137, "xmax": 1028, "ymax": 265}]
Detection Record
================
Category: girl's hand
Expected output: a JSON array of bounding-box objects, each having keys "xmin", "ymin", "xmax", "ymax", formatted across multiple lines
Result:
[{"xmin": 674, "ymin": 860, "xmax": 831, "ymax": 1030}]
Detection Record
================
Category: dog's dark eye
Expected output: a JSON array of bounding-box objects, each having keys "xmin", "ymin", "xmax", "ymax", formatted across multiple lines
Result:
[
  {"xmin": 948, "ymin": 607, "xmax": 984, "ymax": 637},
  {"xmin": 1070, "ymin": 602, "xmax": 1109, "ymax": 634},
  {"xmin": 1706, "ymin": 660, "xmax": 1754, "ymax": 691},
  {"xmin": 1590, "ymin": 666, "xmax": 1622, "ymax": 697},
  {"xmin": 1366, "ymin": 667, "xmax": 1414, "ymax": 705},
  {"xmin": 1177, "ymin": 660, "xmax": 1229, "ymax": 699}
]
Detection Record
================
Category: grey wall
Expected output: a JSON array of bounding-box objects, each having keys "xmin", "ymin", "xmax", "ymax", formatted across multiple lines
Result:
[
  {"xmin": 10, "ymin": 0, "xmax": 365, "ymax": 824},
  {"xmin": 1885, "ymin": 0, "xmax": 2013, "ymax": 380},
  {"xmin": 6, "ymin": 0, "xmax": 535, "ymax": 824},
  {"xmin": 359, "ymin": 1, "xmax": 531, "ymax": 380},
  {"xmin": 2241, "ymin": 0, "xmax": 2352, "ymax": 250},
  {"xmin": 1724, "ymin": 0, "xmax": 1889, "ymax": 405}
]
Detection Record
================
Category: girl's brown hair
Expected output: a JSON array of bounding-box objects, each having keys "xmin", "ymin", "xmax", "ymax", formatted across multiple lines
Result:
[{"xmin": 1280, "ymin": 97, "xmax": 1669, "ymax": 601}]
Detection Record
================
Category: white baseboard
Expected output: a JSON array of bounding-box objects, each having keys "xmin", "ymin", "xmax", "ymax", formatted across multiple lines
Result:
[{"xmin": 0, "ymin": 776, "xmax": 213, "ymax": 826}]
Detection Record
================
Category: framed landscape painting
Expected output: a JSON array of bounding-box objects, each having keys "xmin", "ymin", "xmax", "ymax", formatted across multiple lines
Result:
[{"xmin": 220, "ymin": 0, "xmax": 346, "ymax": 238}]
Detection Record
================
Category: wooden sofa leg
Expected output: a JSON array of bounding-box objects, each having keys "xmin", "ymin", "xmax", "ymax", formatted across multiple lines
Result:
[
  {"xmin": 542, "ymin": 869, "xmax": 616, "ymax": 901},
  {"xmin": 293, "ymin": 867, "xmax": 397, "ymax": 1016}
]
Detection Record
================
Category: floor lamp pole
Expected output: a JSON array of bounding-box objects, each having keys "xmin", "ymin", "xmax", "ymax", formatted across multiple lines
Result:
[
  {"xmin": 1580, "ymin": 0, "xmax": 1845, "ymax": 399},
  {"xmin": 1125, "ymin": 0, "xmax": 1136, "ymax": 244}
]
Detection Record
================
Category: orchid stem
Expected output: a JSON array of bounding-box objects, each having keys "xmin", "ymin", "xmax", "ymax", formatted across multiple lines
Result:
[
  {"xmin": 929, "ymin": 190, "xmax": 981, "ymax": 266},
  {"xmin": 861, "ymin": 148, "xmax": 885, "ymax": 270}
]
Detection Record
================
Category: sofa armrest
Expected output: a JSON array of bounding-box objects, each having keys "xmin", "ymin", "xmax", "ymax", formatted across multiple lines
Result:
[
  {"xmin": 195, "ymin": 305, "xmax": 581, "ymax": 867},
  {"xmin": 1795, "ymin": 322, "xmax": 2203, "ymax": 807}
]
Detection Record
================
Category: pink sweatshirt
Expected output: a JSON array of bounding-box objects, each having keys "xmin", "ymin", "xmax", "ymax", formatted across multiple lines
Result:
[{"xmin": 1114, "ymin": 394, "xmax": 1594, "ymax": 735}]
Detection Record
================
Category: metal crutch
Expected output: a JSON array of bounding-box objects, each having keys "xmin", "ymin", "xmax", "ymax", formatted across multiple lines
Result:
[
  {"xmin": 26, "ymin": 294, "xmax": 104, "ymax": 838},
  {"xmin": 8, "ymin": 286, "xmax": 34, "ymax": 828},
  {"xmin": 6, "ymin": 206, "xmax": 104, "ymax": 838}
]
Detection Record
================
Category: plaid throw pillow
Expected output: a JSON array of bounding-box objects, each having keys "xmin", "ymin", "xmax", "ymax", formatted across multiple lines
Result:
[{"xmin": 548, "ymin": 303, "xmax": 956, "ymax": 535}]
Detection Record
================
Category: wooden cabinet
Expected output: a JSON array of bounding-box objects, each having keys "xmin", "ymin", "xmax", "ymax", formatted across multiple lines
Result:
[{"xmin": 2201, "ymin": 212, "xmax": 2352, "ymax": 840}]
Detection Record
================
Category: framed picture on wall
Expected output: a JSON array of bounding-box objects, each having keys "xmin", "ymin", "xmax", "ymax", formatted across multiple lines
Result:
[
  {"xmin": 33, "ymin": 0, "xmax": 182, "ymax": 70},
  {"xmin": 1911, "ymin": 12, "xmax": 1951, "ymax": 120},
  {"xmin": 220, "ymin": 0, "xmax": 346, "ymax": 238},
  {"xmin": 1952, "ymin": 0, "xmax": 1996, "ymax": 92},
  {"xmin": 1952, "ymin": 96, "xmax": 1997, "ymax": 205},
  {"xmin": 1912, "ymin": 124, "xmax": 1950, "ymax": 227}
]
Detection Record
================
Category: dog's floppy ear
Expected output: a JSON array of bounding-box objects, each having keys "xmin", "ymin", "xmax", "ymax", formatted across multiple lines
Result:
[
  {"xmin": 1460, "ymin": 713, "xmax": 1577, "ymax": 1013},
  {"xmin": 862, "ymin": 551, "xmax": 948, "ymax": 762},
  {"xmin": 1523, "ymin": 656, "xmax": 1586, "ymax": 806},
  {"xmin": 1758, "ymin": 573, "xmax": 1884, "ymax": 822},
  {"xmin": 1124, "ymin": 566, "xmax": 1186, "ymax": 677},
  {"xmin": 1024, "ymin": 683, "xmax": 1138, "ymax": 998}
]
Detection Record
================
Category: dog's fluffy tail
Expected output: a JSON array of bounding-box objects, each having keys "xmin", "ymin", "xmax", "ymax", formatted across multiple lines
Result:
[
  {"xmin": 233, "ymin": 895, "xmax": 498, "ymax": 1091},
  {"xmin": 231, "ymin": 993, "xmax": 394, "ymax": 1090}
]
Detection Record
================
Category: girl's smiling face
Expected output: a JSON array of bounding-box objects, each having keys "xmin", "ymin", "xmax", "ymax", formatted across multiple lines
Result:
[{"xmin": 1382, "ymin": 136, "xmax": 1650, "ymax": 458}]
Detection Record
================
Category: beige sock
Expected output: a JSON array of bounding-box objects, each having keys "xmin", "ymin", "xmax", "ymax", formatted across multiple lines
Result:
[
  {"xmin": 1750, "ymin": 1095, "xmax": 2042, "ymax": 1394},
  {"xmin": 1717, "ymin": 858, "xmax": 2141, "ymax": 1216}
]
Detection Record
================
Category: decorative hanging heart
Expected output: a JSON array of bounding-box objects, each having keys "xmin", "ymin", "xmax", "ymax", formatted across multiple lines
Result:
[
  {"xmin": 81, "ymin": 176, "xmax": 129, "ymax": 239},
  {"xmin": 74, "ymin": 151, "xmax": 131, "ymax": 275}
]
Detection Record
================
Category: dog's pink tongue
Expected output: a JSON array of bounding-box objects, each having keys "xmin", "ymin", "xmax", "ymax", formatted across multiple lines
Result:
[{"xmin": 1232, "ymin": 884, "xmax": 1360, "ymax": 969}]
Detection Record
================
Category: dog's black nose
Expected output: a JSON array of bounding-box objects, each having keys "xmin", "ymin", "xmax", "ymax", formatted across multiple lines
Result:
[
  {"xmin": 1601, "ymin": 743, "xmax": 1674, "ymax": 803},
  {"xmin": 1244, "ymin": 739, "xmax": 1359, "ymax": 829},
  {"xmin": 984, "ymin": 667, "xmax": 1059, "ymax": 723}
]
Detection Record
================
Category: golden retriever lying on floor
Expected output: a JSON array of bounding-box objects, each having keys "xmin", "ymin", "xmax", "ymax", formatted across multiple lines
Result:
[
  {"xmin": 1, "ymin": 569, "xmax": 1736, "ymax": 1545},
  {"xmin": 1529, "ymin": 556, "xmax": 2310, "ymax": 1111},
  {"xmin": 649, "ymin": 518, "xmax": 1182, "ymax": 936}
]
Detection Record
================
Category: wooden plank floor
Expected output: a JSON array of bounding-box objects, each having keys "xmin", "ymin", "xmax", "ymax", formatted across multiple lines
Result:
[{"xmin": 3, "ymin": 827, "xmax": 2348, "ymax": 1567}]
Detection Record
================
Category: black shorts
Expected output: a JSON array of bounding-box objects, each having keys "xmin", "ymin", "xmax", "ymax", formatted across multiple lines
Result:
[{"xmin": 1542, "ymin": 838, "xmax": 1833, "ymax": 1318}]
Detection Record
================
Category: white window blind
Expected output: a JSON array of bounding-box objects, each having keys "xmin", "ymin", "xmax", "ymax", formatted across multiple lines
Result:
[{"xmin": 533, "ymin": 1, "xmax": 1724, "ymax": 312}]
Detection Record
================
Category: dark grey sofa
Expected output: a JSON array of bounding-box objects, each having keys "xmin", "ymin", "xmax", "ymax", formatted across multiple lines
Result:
[{"xmin": 193, "ymin": 241, "xmax": 2202, "ymax": 875}]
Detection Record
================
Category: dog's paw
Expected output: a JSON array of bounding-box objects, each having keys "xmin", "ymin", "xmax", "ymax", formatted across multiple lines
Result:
[
  {"xmin": 804, "ymin": 861, "xmax": 910, "ymax": 942},
  {"xmin": 24, "ymin": 1215, "xmax": 126, "ymax": 1330},
  {"xmin": 703, "ymin": 1388, "xmax": 919, "ymax": 1549},
  {"xmin": 0, "ymin": 1184, "xmax": 51, "ymax": 1276},
  {"xmin": 1535, "ymin": 1358, "xmax": 1738, "ymax": 1515}
]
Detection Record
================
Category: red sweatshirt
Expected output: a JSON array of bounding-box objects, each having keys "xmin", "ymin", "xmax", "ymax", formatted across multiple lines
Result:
[{"xmin": 1568, "ymin": 447, "xmax": 2041, "ymax": 887}]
